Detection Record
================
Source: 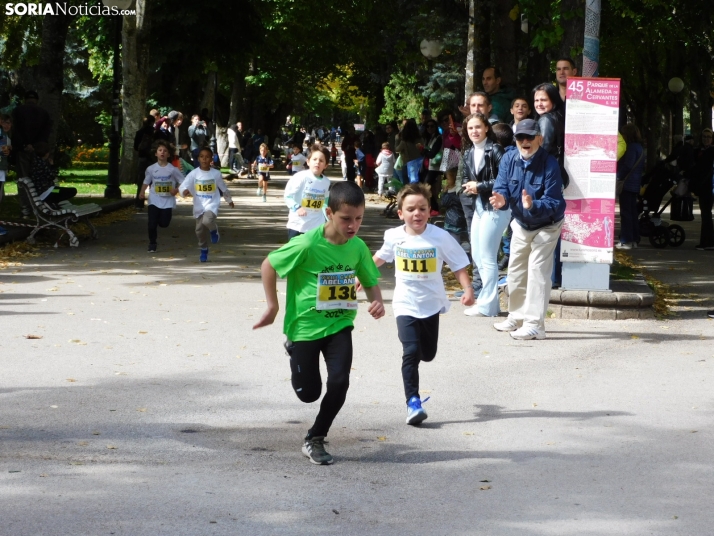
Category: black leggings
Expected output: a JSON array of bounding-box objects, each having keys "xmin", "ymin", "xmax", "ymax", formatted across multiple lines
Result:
[
  {"xmin": 397, "ymin": 313, "xmax": 439, "ymax": 401},
  {"xmin": 45, "ymin": 187, "xmax": 77, "ymax": 205},
  {"xmin": 287, "ymin": 229, "xmax": 303, "ymax": 240},
  {"xmin": 286, "ymin": 327, "xmax": 353, "ymax": 438},
  {"xmin": 147, "ymin": 204, "xmax": 173, "ymax": 244}
]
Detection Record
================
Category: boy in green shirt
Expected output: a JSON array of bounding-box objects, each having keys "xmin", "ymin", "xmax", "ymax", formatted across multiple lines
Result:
[{"xmin": 253, "ymin": 181, "xmax": 385, "ymax": 465}]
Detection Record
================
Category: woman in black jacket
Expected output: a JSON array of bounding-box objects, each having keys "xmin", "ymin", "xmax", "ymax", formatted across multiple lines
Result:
[{"xmin": 457, "ymin": 113, "xmax": 510, "ymax": 317}]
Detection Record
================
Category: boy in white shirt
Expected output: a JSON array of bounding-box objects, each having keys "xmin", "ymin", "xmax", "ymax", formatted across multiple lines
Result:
[
  {"xmin": 375, "ymin": 142, "xmax": 395, "ymax": 196},
  {"xmin": 139, "ymin": 140, "xmax": 185, "ymax": 253},
  {"xmin": 180, "ymin": 147, "xmax": 234, "ymax": 262},
  {"xmin": 372, "ymin": 183, "xmax": 474, "ymax": 424},
  {"xmin": 284, "ymin": 145, "xmax": 331, "ymax": 240},
  {"xmin": 287, "ymin": 145, "xmax": 308, "ymax": 175}
]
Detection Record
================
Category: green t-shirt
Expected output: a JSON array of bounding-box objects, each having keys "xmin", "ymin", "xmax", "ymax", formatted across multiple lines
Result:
[{"xmin": 268, "ymin": 224, "xmax": 381, "ymax": 342}]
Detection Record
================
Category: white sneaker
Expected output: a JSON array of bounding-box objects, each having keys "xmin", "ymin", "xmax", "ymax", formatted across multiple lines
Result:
[
  {"xmin": 494, "ymin": 317, "xmax": 520, "ymax": 332},
  {"xmin": 464, "ymin": 305, "xmax": 487, "ymax": 317},
  {"xmin": 510, "ymin": 326, "xmax": 546, "ymax": 340},
  {"xmin": 256, "ymin": 188, "xmax": 262, "ymax": 196},
  {"xmin": 615, "ymin": 242, "xmax": 632, "ymax": 250}
]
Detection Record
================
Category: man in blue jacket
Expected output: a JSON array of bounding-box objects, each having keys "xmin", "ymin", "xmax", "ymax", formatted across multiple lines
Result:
[{"xmin": 489, "ymin": 119, "xmax": 565, "ymax": 340}]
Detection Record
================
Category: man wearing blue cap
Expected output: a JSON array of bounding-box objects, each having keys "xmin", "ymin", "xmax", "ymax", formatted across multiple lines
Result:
[{"xmin": 488, "ymin": 118, "xmax": 565, "ymax": 340}]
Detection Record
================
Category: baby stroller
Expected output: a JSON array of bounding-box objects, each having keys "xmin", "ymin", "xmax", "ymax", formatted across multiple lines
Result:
[
  {"xmin": 383, "ymin": 178, "xmax": 403, "ymax": 218},
  {"xmin": 638, "ymin": 162, "xmax": 686, "ymax": 248}
]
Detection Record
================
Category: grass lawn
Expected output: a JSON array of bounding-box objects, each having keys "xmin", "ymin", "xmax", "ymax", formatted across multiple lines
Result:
[{"xmin": 2, "ymin": 169, "xmax": 124, "ymax": 197}]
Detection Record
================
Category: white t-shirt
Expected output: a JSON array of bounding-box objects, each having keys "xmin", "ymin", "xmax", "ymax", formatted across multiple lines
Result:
[
  {"xmin": 289, "ymin": 153, "xmax": 307, "ymax": 174},
  {"xmin": 180, "ymin": 167, "xmax": 233, "ymax": 218},
  {"xmin": 375, "ymin": 224, "xmax": 469, "ymax": 318},
  {"xmin": 143, "ymin": 162, "xmax": 184, "ymax": 209},
  {"xmin": 284, "ymin": 170, "xmax": 331, "ymax": 233},
  {"xmin": 227, "ymin": 128, "xmax": 237, "ymax": 149}
]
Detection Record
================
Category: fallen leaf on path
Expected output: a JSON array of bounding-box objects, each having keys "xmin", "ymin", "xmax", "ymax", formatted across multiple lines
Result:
[
  {"xmin": 138, "ymin": 331, "xmax": 147, "ymax": 334},
  {"xmin": 106, "ymin": 445, "xmax": 117, "ymax": 449},
  {"xmin": 463, "ymin": 432, "xmax": 474, "ymax": 436},
  {"xmin": 24, "ymin": 334, "xmax": 43, "ymax": 339},
  {"xmin": 630, "ymin": 334, "xmax": 639, "ymax": 339},
  {"xmin": 377, "ymin": 436, "xmax": 387, "ymax": 441},
  {"xmin": 66, "ymin": 379, "xmax": 76, "ymax": 383},
  {"xmin": 480, "ymin": 485, "xmax": 492, "ymax": 490},
  {"xmin": 136, "ymin": 408, "xmax": 147, "ymax": 412},
  {"xmin": 77, "ymin": 441, "xmax": 88, "ymax": 446}
]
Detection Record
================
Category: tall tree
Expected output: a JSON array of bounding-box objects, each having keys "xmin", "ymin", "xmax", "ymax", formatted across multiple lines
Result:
[{"xmin": 120, "ymin": 0, "xmax": 151, "ymax": 185}]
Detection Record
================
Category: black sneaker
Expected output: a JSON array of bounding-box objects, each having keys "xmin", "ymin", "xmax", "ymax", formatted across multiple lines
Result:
[
  {"xmin": 708, "ymin": 311, "xmax": 714, "ymax": 319},
  {"xmin": 498, "ymin": 254, "xmax": 510, "ymax": 271},
  {"xmin": 148, "ymin": 243, "xmax": 157, "ymax": 252},
  {"xmin": 302, "ymin": 436, "xmax": 333, "ymax": 465}
]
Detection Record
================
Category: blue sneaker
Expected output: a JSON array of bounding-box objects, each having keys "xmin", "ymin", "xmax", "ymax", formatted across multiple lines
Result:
[
  {"xmin": 199, "ymin": 248, "xmax": 208, "ymax": 262},
  {"xmin": 498, "ymin": 275, "xmax": 508, "ymax": 289},
  {"xmin": 210, "ymin": 229, "xmax": 220, "ymax": 244},
  {"xmin": 0, "ymin": 226, "xmax": 7, "ymax": 236},
  {"xmin": 406, "ymin": 396, "xmax": 428, "ymax": 425}
]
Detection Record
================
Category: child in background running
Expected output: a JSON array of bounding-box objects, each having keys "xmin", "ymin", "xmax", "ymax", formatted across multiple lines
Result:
[
  {"xmin": 375, "ymin": 142, "xmax": 395, "ymax": 197},
  {"xmin": 139, "ymin": 140, "xmax": 184, "ymax": 253},
  {"xmin": 288, "ymin": 144, "xmax": 308, "ymax": 176},
  {"xmin": 180, "ymin": 147, "xmax": 234, "ymax": 262},
  {"xmin": 371, "ymin": 182, "xmax": 474, "ymax": 425},
  {"xmin": 252, "ymin": 143, "xmax": 274, "ymax": 202},
  {"xmin": 284, "ymin": 145, "xmax": 331, "ymax": 240},
  {"xmin": 253, "ymin": 181, "xmax": 384, "ymax": 465}
]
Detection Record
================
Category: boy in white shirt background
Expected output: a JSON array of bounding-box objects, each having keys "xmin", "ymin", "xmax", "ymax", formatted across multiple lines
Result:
[
  {"xmin": 287, "ymin": 145, "xmax": 308, "ymax": 176},
  {"xmin": 370, "ymin": 183, "xmax": 474, "ymax": 424},
  {"xmin": 139, "ymin": 140, "xmax": 185, "ymax": 253},
  {"xmin": 283, "ymin": 145, "xmax": 331, "ymax": 240},
  {"xmin": 180, "ymin": 147, "xmax": 234, "ymax": 262}
]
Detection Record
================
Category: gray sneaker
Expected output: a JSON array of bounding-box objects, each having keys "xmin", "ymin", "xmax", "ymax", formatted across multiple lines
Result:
[{"xmin": 302, "ymin": 436, "xmax": 333, "ymax": 465}]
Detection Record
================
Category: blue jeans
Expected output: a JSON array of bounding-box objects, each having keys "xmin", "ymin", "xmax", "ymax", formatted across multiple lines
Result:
[
  {"xmin": 471, "ymin": 202, "xmax": 512, "ymax": 316},
  {"xmin": 406, "ymin": 158, "xmax": 424, "ymax": 184}
]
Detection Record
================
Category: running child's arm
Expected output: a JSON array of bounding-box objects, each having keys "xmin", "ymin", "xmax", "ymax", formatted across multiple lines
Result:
[
  {"xmin": 284, "ymin": 174, "xmax": 307, "ymax": 216},
  {"xmin": 138, "ymin": 168, "xmax": 152, "ymax": 199},
  {"xmin": 252, "ymin": 257, "xmax": 280, "ymax": 329},
  {"xmin": 453, "ymin": 267, "xmax": 475, "ymax": 306},
  {"xmin": 362, "ymin": 284, "xmax": 385, "ymax": 319},
  {"xmin": 215, "ymin": 176, "xmax": 235, "ymax": 207}
]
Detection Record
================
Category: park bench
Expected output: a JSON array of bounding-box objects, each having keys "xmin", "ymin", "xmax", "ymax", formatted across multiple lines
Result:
[{"xmin": 17, "ymin": 177, "xmax": 101, "ymax": 247}]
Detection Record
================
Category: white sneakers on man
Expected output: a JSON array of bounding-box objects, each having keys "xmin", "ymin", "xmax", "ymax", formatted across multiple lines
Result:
[
  {"xmin": 509, "ymin": 326, "xmax": 546, "ymax": 340},
  {"xmin": 493, "ymin": 317, "xmax": 520, "ymax": 332}
]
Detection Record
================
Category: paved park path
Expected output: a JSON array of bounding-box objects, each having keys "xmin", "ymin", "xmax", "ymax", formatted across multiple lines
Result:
[{"xmin": 2, "ymin": 173, "xmax": 713, "ymax": 535}]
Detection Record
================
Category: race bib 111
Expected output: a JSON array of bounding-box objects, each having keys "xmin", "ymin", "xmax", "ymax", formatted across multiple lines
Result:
[{"xmin": 395, "ymin": 247, "xmax": 439, "ymax": 280}]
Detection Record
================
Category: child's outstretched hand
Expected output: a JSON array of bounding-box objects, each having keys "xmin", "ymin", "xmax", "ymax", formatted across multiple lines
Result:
[
  {"xmin": 182, "ymin": 189, "xmax": 190, "ymax": 197},
  {"xmin": 296, "ymin": 207, "xmax": 307, "ymax": 217},
  {"xmin": 368, "ymin": 300, "xmax": 385, "ymax": 319},
  {"xmin": 252, "ymin": 304, "xmax": 279, "ymax": 329},
  {"xmin": 460, "ymin": 286, "xmax": 475, "ymax": 307},
  {"xmin": 229, "ymin": 201, "xmax": 235, "ymax": 208},
  {"xmin": 170, "ymin": 188, "xmax": 179, "ymax": 196}
]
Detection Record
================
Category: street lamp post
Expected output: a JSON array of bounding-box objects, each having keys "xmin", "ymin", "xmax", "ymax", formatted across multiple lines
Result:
[
  {"xmin": 102, "ymin": 0, "xmax": 133, "ymax": 199},
  {"xmin": 209, "ymin": 71, "xmax": 217, "ymax": 158},
  {"xmin": 668, "ymin": 77, "xmax": 685, "ymax": 146},
  {"xmin": 419, "ymin": 39, "xmax": 443, "ymax": 109}
]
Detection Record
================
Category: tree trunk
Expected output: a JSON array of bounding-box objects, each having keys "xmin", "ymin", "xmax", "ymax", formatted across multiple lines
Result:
[
  {"xmin": 199, "ymin": 72, "xmax": 216, "ymax": 117},
  {"xmin": 464, "ymin": 0, "xmax": 475, "ymax": 98},
  {"xmin": 582, "ymin": 0, "xmax": 601, "ymax": 77},
  {"xmin": 559, "ymin": 0, "xmax": 585, "ymax": 71},
  {"xmin": 20, "ymin": 13, "xmax": 72, "ymax": 152},
  {"xmin": 228, "ymin": 70, "xmax": 245, "ymax": 126},
  {"xmin": 475, "ymin": 0, "xmax": 491, "ymax": 87},
  {"xmin": 120, "ymin": 0, "xmax": 151, "ymax": 185},
  {"xmin": 492, "ymin": 0, "xmax": 518, "ymax": 89}
]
